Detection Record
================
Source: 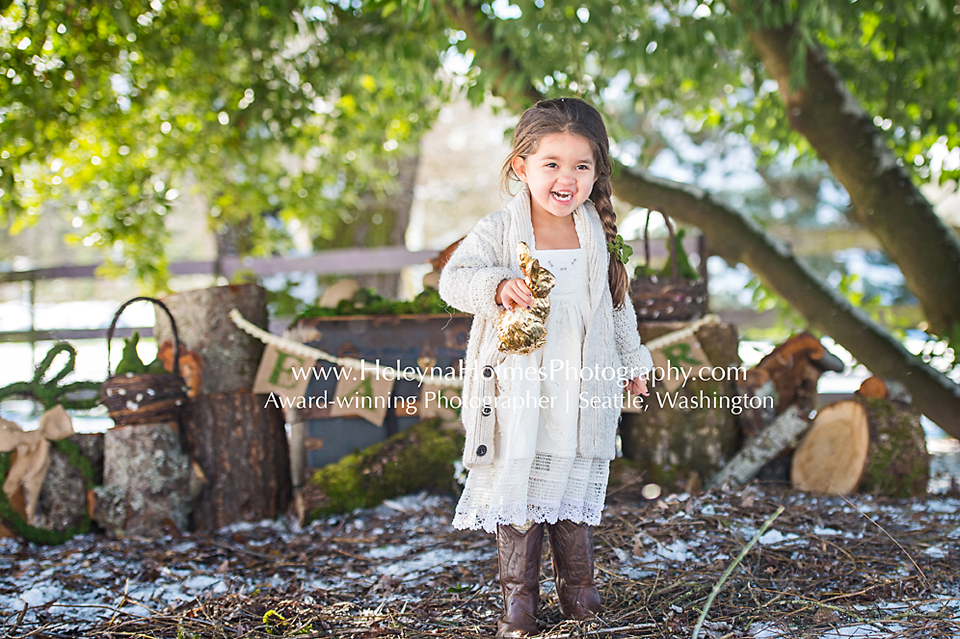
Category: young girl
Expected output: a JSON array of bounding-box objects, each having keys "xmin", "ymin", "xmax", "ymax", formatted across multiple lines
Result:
[{"xmin": 438, "ymin": 97, "xmax": 652, "ymax": 637}]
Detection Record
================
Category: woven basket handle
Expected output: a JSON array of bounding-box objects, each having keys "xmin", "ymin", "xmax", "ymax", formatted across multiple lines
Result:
[
  {"xmin": 106, "ymin": 296, "xmax": 181, "ymax": 378},
  {"xmin": 643, "ymin": 209, "xmax": 678, "ymax": 278}
]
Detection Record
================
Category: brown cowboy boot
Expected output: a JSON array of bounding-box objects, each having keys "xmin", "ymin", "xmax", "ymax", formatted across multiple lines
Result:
[
  {"xmin": 496, "ymin": 522, "xmax": 544, "ymax": 637},
  {"xmin": 548, "ymin": 519, "xmax": 602, "ymax": 620}
]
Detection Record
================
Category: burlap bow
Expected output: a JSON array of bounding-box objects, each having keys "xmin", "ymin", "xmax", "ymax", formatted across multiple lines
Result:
[{"xmin": 0, "ymin": 405, "xmax": 74, "ymax": 524}]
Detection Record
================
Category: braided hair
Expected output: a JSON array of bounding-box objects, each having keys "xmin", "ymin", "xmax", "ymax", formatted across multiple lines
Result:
[{"xmin": 501, "ymin": 97, "xmax": 629, "ymax": 308}]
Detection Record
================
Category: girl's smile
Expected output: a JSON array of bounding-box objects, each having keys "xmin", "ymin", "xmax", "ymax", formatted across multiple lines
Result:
[{"xmin": 511, "ymin": 132, "xmax": 597, "ymax": 220}]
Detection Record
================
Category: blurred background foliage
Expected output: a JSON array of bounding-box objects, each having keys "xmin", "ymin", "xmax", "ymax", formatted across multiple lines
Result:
[{"xmin": 1, "ymin": 0, "xmax": 448, "ymax": 289}]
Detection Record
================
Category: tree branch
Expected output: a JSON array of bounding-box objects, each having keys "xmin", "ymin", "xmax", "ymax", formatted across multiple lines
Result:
[
  {"xmin": 441, "ymin": 1, "xmax": 542, "ymax": 107},
  {"xmin": 442, "ymin": 1, "xmax": 960, "ymax": 432},
  {"xmin": 614, "ymin": 165, "xmax": 960, "ymax": 434},
  {"xmin": 748, "ymin": 25, "xmax": 960, "ymax": 336}
]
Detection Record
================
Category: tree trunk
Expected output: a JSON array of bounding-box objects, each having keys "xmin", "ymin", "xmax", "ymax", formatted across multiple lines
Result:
[
  {"xmin": 315, "ymin": 153, "xmax": 422, "ymax": 299},
  {"xmin": 180, "ymin": 393, "xmax": 291, "ymax": 530},
  {"xmin": 618, "ymin": 321, "xmax": 742, "ymax": 492},
  {"xmin": 748, "ymin": 25, "xmax": 960, "ymax": 337},
  {"xmin": 791, "ymin": 398, "xmax": 929, "ymax": 497},
  {"xmin": 154, "ymin": 284, "xmax": 267, "ymax": 396},
  {"xmin": 92, "ymin": 422, "xmax": 203, "ymax": 538}
]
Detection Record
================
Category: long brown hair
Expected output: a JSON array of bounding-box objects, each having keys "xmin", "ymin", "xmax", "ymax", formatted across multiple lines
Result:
[{"xmin": 501, "ymin": 98, "xmax": 628, "ymax": 308}]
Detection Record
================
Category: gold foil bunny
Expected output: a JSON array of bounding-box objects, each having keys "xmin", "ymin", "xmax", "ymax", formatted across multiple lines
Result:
[{"xmin": 497, "ymin": 241, "xmax": 556, "ymax": 355}]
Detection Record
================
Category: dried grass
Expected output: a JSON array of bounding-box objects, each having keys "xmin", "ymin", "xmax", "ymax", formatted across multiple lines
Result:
[{"xmin": 3, "ymin": 482, "xmax": 960, "ymax": 638}]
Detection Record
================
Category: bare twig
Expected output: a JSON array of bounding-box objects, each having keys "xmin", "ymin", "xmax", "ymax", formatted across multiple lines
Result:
[
  {"xmin": 832, "ymin": 488, "xmax": 929, "ymax": 586},
  {"xmin": 692, "ymin": 505, "xmax": 786, "ymax": 639}
]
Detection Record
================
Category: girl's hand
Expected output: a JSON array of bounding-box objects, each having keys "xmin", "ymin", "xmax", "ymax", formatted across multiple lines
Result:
[
  {"xmin": 497, "ymin": 278, "xmax": 534, "ymax": 310},
  {"xmin": 624, "ymin": 376, "xmax": 649, "ymax": 396}
]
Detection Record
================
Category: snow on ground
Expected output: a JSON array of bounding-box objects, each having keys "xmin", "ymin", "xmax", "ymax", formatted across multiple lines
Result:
[{"xmin": 3, "ymin": 485, "xmax": 960, "ymax": 638}]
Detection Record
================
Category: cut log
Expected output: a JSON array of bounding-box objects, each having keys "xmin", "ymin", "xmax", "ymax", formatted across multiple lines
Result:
[
  {"xmin": 740, "ymin": 333, "xmax": 845, "ymax": 484},
  {"xmin": 155, "ymin": 284, "xmax": 292, "ymax": 529},
  {"xmin": 302, "ymin": 418, "xmax": 462, "ymax": 520},
  {"xmin": 747, "ymin": 332, "xmax": 845, "ymax": 414},
  {"xmin": 857, "ymin": 376, "xmax": 887, "ymax": 400},
  {"xmin": 708, "ymin": 406, "xmax": 809, "ymax": 488},
  {"xmin": 34, "ymin": 434, "xmax": 103, "ymax": 533},
  {"xmin": 180, "ymin": 392, "xmax": 291, "ymax": 530},
  {"xmin": 619, "ymin": 321, "xmax": 742, "ymax": 492},
  {"xmin": 92, "ymin": 422, "xmax": 204, "ymax": 538},
  {"xmin": 154, "ymin": 284, "xmax": 268, "ymax": 395},
  {"xmin": 791, "ymin": 398, "xmax": 929, "ymax": 497}
]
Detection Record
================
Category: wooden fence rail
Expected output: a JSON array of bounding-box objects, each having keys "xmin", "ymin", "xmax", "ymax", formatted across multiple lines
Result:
[{"xmin": 0, "ymin": 238, "xmax": 703, "ymax": 345}]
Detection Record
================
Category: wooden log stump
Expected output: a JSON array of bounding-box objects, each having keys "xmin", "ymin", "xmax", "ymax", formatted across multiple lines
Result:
[
  {"xmin": 741, "ymin": 333, "xmax": 845, "ymax": 484},
  {"xmin": 155, "ymin": 284, "xmax": 291, "ymax": 529},
  {"xmin": 791, "ymin": 398, "xmax": 929, "ymax": 497},
  {"xmin": 34, "ymin": 434, "xmax": 103, "ymax": 533},
  {"xmin": 92, "ymin": 422, "xmax": 203, "ymax": 538},
  {"xmin": 154, "ymin": 284, "xmax": 267, "ymax": 395},
  {"xmin": 619, "ymin": 321, "xmax": 743, "ymax": 492},
  {"xmin": 181, "ymin": 393, "xmax": 291, "ymax": 530}
]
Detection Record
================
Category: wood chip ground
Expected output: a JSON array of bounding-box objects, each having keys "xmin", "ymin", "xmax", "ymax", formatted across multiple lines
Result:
[{"xmin": 3, "ymin": 481, "xmax": 960, "ymax": 638}]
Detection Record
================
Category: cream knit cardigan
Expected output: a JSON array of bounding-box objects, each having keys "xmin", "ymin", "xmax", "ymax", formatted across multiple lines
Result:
[{"xmin": 439, "ymin": 186, "xmax": 653, "ymax": 469}]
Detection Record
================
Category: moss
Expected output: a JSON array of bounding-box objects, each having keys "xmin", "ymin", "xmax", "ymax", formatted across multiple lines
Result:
[
  {"xmin": 620, "ymin": 376, "xmax": 741, "ymax": 484},
  {"xmin": 306, "ymin": 418, "xmax": 464, "ymax": 518},
  {"xmin": 296, "ymin": 287, "xmax": 451, "ymax": 320},
  {"xmin": 859, "ymin": 398, "xmax": 929, "ymax": 498}
]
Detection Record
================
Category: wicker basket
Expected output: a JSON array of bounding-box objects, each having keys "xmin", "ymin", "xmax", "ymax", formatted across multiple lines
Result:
[
  {"xmin": 630, "ymin": 210, "xmax": 709, "ymax": 322},
  {"xmin": 100, "ymin": 297, "xmax": 187, "ymax": 426}
]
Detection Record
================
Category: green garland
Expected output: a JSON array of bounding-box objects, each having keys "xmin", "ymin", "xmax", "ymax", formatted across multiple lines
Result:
[
  {"xmin": 0, "ymin": 342, "xmax": 100, "ymax": 545},
  {"xmin": 0, "ymin": 443, "xmax": 93, "ymax": 545},
  {"xmin": 297, "ymin": 287, "xmax": 452, "ymax": 320},
  {"xmin": 0, "ymin": 342, "xmax": 101, "ymax": 411}
]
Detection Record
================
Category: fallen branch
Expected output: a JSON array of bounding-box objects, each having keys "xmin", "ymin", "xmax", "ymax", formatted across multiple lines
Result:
[
  {"xmin": 692, "ymin": 505, "xmax": 786, "ymax": 639},
  {"xmin": 708, "ymin": 407, "xmax": 808, "ymax": 488}
]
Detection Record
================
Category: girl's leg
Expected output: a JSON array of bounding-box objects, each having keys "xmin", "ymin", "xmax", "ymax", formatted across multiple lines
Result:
[
  {"xmin": 547, "ymin": 519, "xmax": 602, "ymax": 620},
  {"xmin": 496, "ymin": 522, "xmax": 544, "ymax": 637}
]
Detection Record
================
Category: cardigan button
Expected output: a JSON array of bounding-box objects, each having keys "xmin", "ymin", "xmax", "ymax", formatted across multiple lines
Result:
[
  {"xmin": 476, "ymin": 445, "xmax": 487, "ymax": 457},
  {"xmin": 482, "ymin": 365, "xmax": 495, "ymax": 379},
  {"xmin": 481, "ymin": 404, "xmax": 492, "ymax": 416}
]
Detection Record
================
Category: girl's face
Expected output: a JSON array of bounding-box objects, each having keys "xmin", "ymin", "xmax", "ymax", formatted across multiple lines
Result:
[{"xmin": 512, "ymin": 132, "xmax": 597, "ymax": 221}]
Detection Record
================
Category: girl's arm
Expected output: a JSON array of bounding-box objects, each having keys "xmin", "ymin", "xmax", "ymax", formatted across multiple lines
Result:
[
  {"xmin": 438, "ymin": 214, "xmax": 515, "ymax": 319},
  {"xmin": 612, "ymin": 297, "xmax": 654, "ymax": 383}
]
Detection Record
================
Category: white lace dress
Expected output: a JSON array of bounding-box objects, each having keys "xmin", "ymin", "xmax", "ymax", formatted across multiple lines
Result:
[{"xmin": 452, "ymin": 245, "xmax": 610, "ymax": 533}]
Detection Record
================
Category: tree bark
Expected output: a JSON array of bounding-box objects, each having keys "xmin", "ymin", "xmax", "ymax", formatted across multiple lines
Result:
[
  {"xmin": 747, "ymin": 25, "xmax": 960, "ymax": 337},
  {"xmin": 180, "ymin": 393, "xmax": 291, "ymax": 531},
  {"xmin": 154, "ymin": 283, "xmax": 268, "ymax": 396},
  {"xmin": 614, "ymin": 167, "xmax": 960, "ymax": 435},
  {"xmin": 155, "ymin": 284, "xmax": 291, "ymax": 529},
  {"xmin": 92, "ymin": 422, "xmax": 203, "ymax": 538},
  {"xmin": 34, "ymin": 434, "xmax": 103, "ymax": 533},
  {"xmin": 791, "ymin": 398, "xmax": 929, "ymax": 498}
]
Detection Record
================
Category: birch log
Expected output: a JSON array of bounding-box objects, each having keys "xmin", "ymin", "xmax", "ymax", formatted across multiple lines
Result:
[
  {"xmin": 707, "ymin": 406, "xmax": 809, "ymax": 488},
  {"xmin": 92, "ymin": 422, "xmax": 204, "ymax": 538}
]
